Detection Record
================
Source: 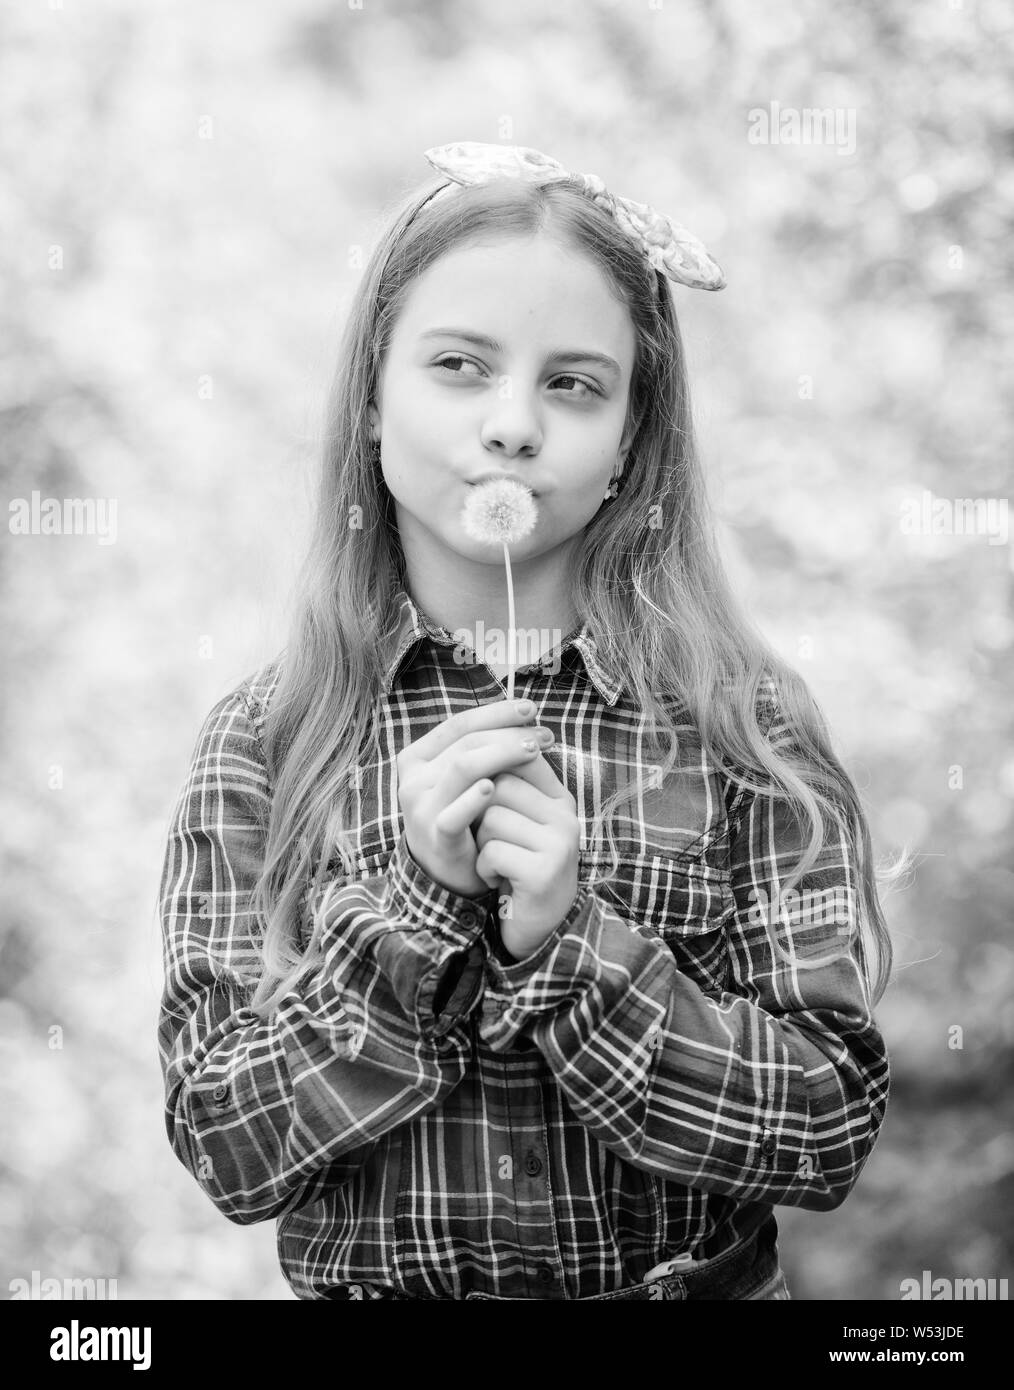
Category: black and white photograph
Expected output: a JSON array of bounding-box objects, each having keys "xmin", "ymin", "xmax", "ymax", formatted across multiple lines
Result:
[{"xmin": 2, "ymin": 0, "xmax": 1011, "ymax": 1361}]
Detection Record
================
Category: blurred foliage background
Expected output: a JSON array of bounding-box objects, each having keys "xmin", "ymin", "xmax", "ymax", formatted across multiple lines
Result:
[{"xmin": 2, "ymin": 0, "xmax": 1012, "ymax": 1300}]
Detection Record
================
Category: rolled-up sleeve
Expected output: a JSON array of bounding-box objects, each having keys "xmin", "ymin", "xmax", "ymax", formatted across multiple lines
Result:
[
  {"xmin": 475, "ymin": 694, "xmax": 890, "ymax": 1212},
  {"xmin": 157, "ymin": 688, "xmax": 478, "ymax": 1226},
  {"xmin": 311, "ymin": 831, "xmax": 489, "ymax": 1039}
]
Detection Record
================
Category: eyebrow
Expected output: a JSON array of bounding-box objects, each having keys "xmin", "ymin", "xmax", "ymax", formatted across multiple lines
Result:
[{"xmin": 418, "ymin": 327, "xmax": 622, "ymax": 378}]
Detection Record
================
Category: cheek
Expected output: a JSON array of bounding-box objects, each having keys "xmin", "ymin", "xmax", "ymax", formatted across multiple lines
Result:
[
  {"xmin": 379, "ymin": 453, "xmax": 408, "ymax": 501},
  {"xmin": 384, "ymin": 411, "xmax": 447, "ymax": 483},
  {"xmin": 381, "ymin": 449, "xmax": 457, "ymax": 534},
  {"xmin": 561, "ymin": 462, "xmax": 613, "ymax": 510},
  {"xmin": 380, "ymin": 432, "xmax": 434, "ymax": 497},
  {"xmin": 533, "ymin": 491, "xmax": 607, "ymax": 547}
]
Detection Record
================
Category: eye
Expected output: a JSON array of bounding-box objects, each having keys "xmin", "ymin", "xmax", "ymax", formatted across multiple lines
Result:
[
  {"xmin": 434, "ymin": 354, "xmax": 484, "ymax": 378},
  {"xmin": 552, "ymin": 374, "xmax": 601, "ymax": 399}
]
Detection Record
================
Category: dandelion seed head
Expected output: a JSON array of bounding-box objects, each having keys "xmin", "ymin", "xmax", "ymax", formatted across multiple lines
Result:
[{"xmin": 460, "ymin": 478, "xmax": 538, "ymax": 545}]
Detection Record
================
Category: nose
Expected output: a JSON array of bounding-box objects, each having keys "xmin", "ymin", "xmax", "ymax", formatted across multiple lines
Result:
[{"xmin": 479, "ymin": 387, "xmax": 543, "ymax": 459}]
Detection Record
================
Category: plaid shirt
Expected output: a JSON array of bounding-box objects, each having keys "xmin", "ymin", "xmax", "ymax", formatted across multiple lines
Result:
[{"xmin": 157, "ymin": 587, "xmax": 890, "ymax": 1300}]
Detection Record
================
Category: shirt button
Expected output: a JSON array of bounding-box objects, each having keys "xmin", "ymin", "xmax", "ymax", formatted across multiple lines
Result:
[
  {"xmin": 459, "ymin": 908, "xmax": 482, "ymax": 930},
  {"xmin": 536, "ymin": 1266, "xmax": 555, "ymax": 1285},
  {"xmin": 211, "ymin": 1084, "xmax": 229, "ymax": 1103},
  {"xmin": 760, "ymin": 1131, "xmax": 777, "ymax": 1157},
  {"xmin": 524, "ymin": 1151, "xmax": 543, "ymax": 1177}
]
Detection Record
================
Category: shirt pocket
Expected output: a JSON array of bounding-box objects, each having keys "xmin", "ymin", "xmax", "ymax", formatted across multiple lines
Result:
[{"xmin": 582, "ymin": 847, "xmax": 735, "ymax": 997}]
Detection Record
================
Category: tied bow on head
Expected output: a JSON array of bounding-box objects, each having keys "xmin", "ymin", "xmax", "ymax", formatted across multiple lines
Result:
[{"xmin": 423, "ymin": 141, "xmax": 725, "ymax": 292}]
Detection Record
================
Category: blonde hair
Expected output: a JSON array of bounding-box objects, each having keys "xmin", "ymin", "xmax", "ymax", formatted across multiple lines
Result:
[{"xmin": 241, "ymin": 174, "xmax": 895, "ymax": 1016}]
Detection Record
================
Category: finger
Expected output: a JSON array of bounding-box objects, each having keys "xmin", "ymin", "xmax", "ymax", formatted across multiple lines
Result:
[
  {"xmin": 475, "ymin": 839, "xmax": 539, "ymax": 889},
  {"xmin": 451, "ymin": 725, "xmax": 553, "ymax": 758},
  {"xmin": 476, "ymin": 862, "xmax": 507, "ymax": 891},
  {"xmin": 434, "ymin": 777, "xmax": 495, "ymax": 841},
  {"xmin": 433, "ymin": 735, "xmax": 544, "ymax": 807},
  {"xmin": 482, "ymin": 772, "xmax": 556, "ymax": 824},
  {"xmin": 474, "ymin": 804, "xmax": 545, "ymax": 853},
  {"xmin": 492, "ymin": 749, "xmax": 569, "ymax": 800},
  {"xmin": 408, "ymin": 699, "xmax": 538, "ymax": 766}
]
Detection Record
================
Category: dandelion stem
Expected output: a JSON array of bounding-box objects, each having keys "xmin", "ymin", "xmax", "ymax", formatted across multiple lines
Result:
[{"xmin": 503, "ymin": 539, "xmax": 516, "ymax": 701}]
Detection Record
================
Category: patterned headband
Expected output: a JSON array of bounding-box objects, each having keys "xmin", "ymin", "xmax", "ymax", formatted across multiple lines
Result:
[{"xmin": 422, "ymin": 141, "xmax": 725, "ymax": 292}]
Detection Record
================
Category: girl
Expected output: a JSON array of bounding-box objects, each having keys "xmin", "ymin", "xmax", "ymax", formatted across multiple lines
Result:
[{"xmin": 157, "ymin": 142, "xmax": 892, "ymax": 1301}]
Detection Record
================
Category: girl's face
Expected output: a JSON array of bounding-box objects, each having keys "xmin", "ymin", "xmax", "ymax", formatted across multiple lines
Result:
[{"xmin": 370, "ymin": 231, "xmax": 638, "ymax": 572}]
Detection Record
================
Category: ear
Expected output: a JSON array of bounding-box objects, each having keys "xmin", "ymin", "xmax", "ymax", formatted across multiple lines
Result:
[
  {"xmin": 366, "ymin": 403, "xmax": 381, "ymax": 441},
  {"xmin": 617, "ymin": 408, "xmax": 644, "ymax": 466}
]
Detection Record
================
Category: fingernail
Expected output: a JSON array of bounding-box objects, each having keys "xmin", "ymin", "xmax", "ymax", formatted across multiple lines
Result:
[
  {"xmin": 515, "ymin": 699, "xmax": 534, "ymax": 715},
  {"xmin": 535, "ymin": 728, "xmax": 554, "ymax": 745}
]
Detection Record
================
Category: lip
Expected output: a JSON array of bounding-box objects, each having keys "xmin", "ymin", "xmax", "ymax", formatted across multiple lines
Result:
[{"xmin": 467, "ymin": 473, "xmax": 539, "ymax": 497}]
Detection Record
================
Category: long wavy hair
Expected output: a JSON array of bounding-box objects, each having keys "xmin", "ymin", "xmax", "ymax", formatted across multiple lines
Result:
[{"xmin": 241, "ymin": 171, "xmax": 895, "ymax": 1017}]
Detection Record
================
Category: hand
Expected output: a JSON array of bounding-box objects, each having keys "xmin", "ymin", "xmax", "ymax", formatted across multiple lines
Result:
[
  {"xmin": 397, "ymin": 699, "xmax": 551, "ymax": 898},
  {"xmin": 473, "ymin": 751, "xmax": 580, "ymax": 961}
]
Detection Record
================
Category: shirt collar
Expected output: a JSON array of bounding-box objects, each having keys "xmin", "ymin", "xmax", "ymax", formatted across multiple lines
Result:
[{"xmin": 379, "ymin": 585, "xmax": 625, "ymax": 707}]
